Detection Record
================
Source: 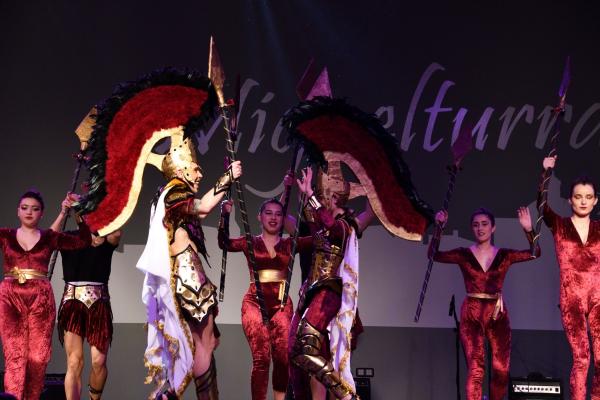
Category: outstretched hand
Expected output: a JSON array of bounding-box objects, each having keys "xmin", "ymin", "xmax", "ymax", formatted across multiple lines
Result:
[
  {"xmin": 296, "ymin": 166, "xmax": 314, "ymax": 196},
  {"xmin": 517, "ymin": 206, "xmax": 533, "ymax": 232}
]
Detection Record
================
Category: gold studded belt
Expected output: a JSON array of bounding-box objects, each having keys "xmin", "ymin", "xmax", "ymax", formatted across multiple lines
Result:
[
  {"xmin": 62, "ymin": 283, "xmax": 109, "ymax": 309},
  {"xmin": 5, "ymin": 267, "xmax": 48, "ymax": 284},
  {"xmin": 467, "ymin": 292, "xmax": 503, "ymax": 320}
]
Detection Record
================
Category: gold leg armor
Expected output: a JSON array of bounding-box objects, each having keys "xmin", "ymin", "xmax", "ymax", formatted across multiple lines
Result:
[
  {"xmin": 194, "ymin": 356, "xmax": 218, "ymax": 400},
  {"xmin": 291, "ymin": 319, "xmax": 358, "ymax": 399}
]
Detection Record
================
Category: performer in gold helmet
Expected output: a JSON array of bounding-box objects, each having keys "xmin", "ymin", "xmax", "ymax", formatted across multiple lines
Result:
[
  {"xmin": 77, "ymin": 69, "xmax": 239, "ymax": 400},
  {"xmin": 282, "ymin": 96, "xmax": 433, "ymax": 400},
  {"xmin": 139, "ymin": 130, "xmax": 241, "ymax": 400}
]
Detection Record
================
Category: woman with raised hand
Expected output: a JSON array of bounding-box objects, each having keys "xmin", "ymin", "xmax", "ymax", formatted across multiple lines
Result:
[
  {"xmin": 430, "ymin": 206, "xmax": 539, "ymax": 400},
  {"xmin": 218, "ymin": 197, "xmax": 311, "ymax": 400},
  {"xmin": 0, "ymin": 190, "xmax": 90, "ymax": 399},
  {"xmin": 539, "ymin": 156, "xmax": 600, "ymax": 400}
]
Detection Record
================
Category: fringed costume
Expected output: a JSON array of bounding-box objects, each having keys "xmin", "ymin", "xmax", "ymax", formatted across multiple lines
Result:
[
  {"xmin": 0, "ymin": 222, "xmax": 90, "ymax": 399},
  {"xmin": 58, "ymin": 236, "xmax": 117, "ymax": 355}
]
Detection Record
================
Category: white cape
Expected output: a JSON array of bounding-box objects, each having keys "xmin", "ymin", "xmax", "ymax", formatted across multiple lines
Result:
[
  {"xmin": 136, "ymin": 186, "xmax": 193, "ymax": 398},
  {"xmin": 328, "ymin": 228, "xmax": 359, "ymax": 390}
]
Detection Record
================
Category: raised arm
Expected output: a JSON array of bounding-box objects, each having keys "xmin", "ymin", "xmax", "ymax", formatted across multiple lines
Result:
[
  {"xmin": 510, "ymin": 206, "xmax": 541, "ymax": 262},
  {"xmin": 53, "ymin": 217, "xmax": 92, "ymax": 250},
  {"xmin": 195, "ymin": 161, "xmax": 242, "ymax": 218},
  {"xmin": 217, "ymin": 199, "xmax": 245, "ymax": 252},
  {"xmin": 539, "ymin": 156, "xmax": 560, "ymax": 231},
  {"xmin": 428, "ymin": 210, "xmax": 462, "ymax": 264},
  {"xmin": 355, "ymin": 200, "xmax": 375, "ymax": 236},
  {"xmin": 49, "ymin": 192, "xmax": 78, "ymax": 232},
  {"xmin": 105, "ymin": 229, "xmax": 121, "ymax": 246}
]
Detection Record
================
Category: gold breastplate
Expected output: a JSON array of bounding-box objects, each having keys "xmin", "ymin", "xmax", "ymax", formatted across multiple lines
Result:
[{"xmin": 308, "ymin": 231, "xmax": 345, "ymax": 285}]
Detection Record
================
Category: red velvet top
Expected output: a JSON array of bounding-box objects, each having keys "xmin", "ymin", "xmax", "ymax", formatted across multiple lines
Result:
[
  {"xmin": 218, "ymin": 234, "xmax": 312, "ymax": 277},
  {"xmin": 0, "ymin": 222, "xmax": 91, "ymax": 274},
  {"xmin": 543, "ymin": 204, "xmax": 600, "ymax": 273},
  {"xmin": 432, "ymin": 247, "xmax": 536, "ymax": 294}
]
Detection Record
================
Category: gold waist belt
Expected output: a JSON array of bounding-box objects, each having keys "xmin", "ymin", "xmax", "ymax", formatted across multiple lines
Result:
[
  {"xmin": 5, "ymin": 267, "xmax": 48, "ymax": 284},
  {"xmin": 252, "ymin": 269, "xmax": 287, "ymax": 283},
  {"xmin": 251, "ymin": 269, "xmax": 287, "ymax": 302},
  {"xmin": 62, "ymin": 283, "xmax": 109, "ymax": 309},
  {"xmin": 467, "ymin": 292, "xmax": 503, "ymax": 320}
]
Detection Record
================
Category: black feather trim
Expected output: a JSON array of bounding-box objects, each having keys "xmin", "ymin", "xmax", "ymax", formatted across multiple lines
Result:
[
  {"xmin": 77, "ymin": 68, "xmax": 217, "ymax": 215},
  {"xmin": 282, "ymin": 96, "xmax": 434, "ymax": 223}
]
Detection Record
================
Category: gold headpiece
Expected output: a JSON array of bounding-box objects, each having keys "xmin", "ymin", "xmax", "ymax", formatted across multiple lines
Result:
[
  {"xmin": 147, "ymin": 128, "xmax": 200, "ymax": 182},
  {"xmin": 315, "ymin": 159, "xmax": 365, "ymax": 206}
]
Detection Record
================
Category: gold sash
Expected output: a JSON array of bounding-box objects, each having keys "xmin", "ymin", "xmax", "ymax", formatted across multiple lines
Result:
[
  {"xmin": 467, "ymin": 292, "xmax": 503, "ymax": 320},
  {"xmin": 5, "ymin": 267, "xmax": 48, "ymax": 284}
]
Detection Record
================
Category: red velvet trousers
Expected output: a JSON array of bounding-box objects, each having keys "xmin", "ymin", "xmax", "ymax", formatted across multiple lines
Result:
[
  {"xmin": 288, "ymin": 287, "xmax": 342, "ymax": 400},
  {"xmin": 460, "ymin": 298, "xmax": 511, "ymax": 400},
  {"xmin": 0, "ymin": 279, "xmax": 55, "ymax": 400},
  {"xmin": 242, "ymin": 283, "xmax": 293, "ymax": 400},
  {"xmin": 560, "ymin": 270, "xmax": 600, "ymax": 400}
]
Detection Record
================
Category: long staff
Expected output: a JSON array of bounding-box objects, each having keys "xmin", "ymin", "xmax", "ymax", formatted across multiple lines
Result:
[
  {"xmin": 209, "ymin": 37, "xmax": 269, "ymax": 324},
  {"xmin": 531, "ymin": 57, "xmax": 571, "ymax": 256},
  {"xmin": 414, "ymin": 126, "xmax": 473, "ymax": 322},
  {"xmin": 218, "ymin": 74, "xmax": 241, "ymax": 302},
  {"xmin": 47, "ymin": 108, "xmax": 96, "ymax": 279}
]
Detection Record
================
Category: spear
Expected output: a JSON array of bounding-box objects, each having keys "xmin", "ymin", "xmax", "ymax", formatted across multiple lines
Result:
[
  {"xmin": 531, "ymin": 56, "xmax": 571, "ymax": 256},
  {"xmin": 414, "ymin": 125, "xmax": 473, "ymax": 322},
  {"xmin": 209, "ymin": 37, "xmax": 269, "ymax": 324},
  {"xmin": 218, "ymin": 74, "xmax": 241, "ymax": 303},
  {"xmin": 47, "ymin": 107, "xmax": 96, "ymax": 279},
  {"xmin": 279, "ymin": 61, "xmax": 332, "ymax": 308}
]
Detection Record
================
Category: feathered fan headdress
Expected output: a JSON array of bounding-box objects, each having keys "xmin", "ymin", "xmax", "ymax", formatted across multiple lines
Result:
[
  {"xmin": 283, "ymin": 96, "xmax": 433, "ymax": 240},
  {"xmin": 77, "ymin": 68, "xmax": 217, "ymax": 235}
]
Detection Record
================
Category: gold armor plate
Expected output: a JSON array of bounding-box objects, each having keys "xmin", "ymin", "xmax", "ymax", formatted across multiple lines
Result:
[
  {"xmin": 62, "ymin": 283, "xmax": 109, "ymax": 309},
  {"xmin": 174, "ymin": 246, "xmax": 217, "ymax": 324}
]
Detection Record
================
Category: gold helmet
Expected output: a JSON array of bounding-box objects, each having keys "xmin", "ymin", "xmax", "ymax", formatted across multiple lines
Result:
[
  {"xmin": 147, "ymin": 129, "xmax": 201, "ymax": 186},
  {"xmin": 315, "ymin": 159, "xmax": 365, "ymax": 207}
]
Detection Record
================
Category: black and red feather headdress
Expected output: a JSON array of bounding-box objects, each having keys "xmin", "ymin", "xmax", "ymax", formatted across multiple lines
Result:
[
  {"xmin": 283, "ymin": 96, "xmax": 433, "ymax": 240},
  {"xmin": 78, "ymin": 68, "xmax": 217, "ymax": 235}
]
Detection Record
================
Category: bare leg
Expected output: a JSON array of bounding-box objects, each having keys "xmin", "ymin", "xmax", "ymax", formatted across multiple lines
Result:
[
  {"xmin": 191, "ymin": 314, "xmax": 219, "ymax": 400},
  {"xmin": 64, "ymin": 332, "xmax": 84, "ymax": 400},
  {"xmin": 89, "ymin": 345, "xmax": 108, "ymax": 399}
]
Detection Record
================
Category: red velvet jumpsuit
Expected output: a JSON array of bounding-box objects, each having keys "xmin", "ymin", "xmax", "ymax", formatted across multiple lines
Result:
[
  {"xmin": 218, "ymin": 233, "xmax": 311, "ymax": 400},
  {"xmin": 542, "ymin": 204, "xmax": 600, "ymax": 400},
  {"xmin": 432, "ymin": 242, "xmax": 538, "ymax": 400},
  {"xmin": 0, "ymin": 224, "xmax": 90, "ymax": 400}
]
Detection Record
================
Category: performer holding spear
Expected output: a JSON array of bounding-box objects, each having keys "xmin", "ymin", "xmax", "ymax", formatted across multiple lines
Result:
[
  {"xmin": 283, "ymin": 92, "xmax": 432, "ymax": 399},
  {"xmin": 76, "ymin": 67, "xmax": 240, "ymax": 399},
  {"xmin": 535, "ymin": 59, "xmax": 600, "ymax": 400}
]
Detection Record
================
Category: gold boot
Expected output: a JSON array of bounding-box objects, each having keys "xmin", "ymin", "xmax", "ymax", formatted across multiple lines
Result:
[
  {"xmin": 194, "ymin": 356, "xmax": 218, "ymax": 400},
  {"xmin": 291, "ymin": 319, "xmax": 358, "ymax": 399}
]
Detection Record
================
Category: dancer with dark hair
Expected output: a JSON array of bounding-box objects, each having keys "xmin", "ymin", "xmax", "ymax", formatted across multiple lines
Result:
[
  {"xmin": 218, "ymin": 197, "xmax": 311, "ymax": 400},
  {"xmin": 430, "ymin": 206, "xmax": 539, "ymax": 400},
  {"xmin": 0, "ymin": 190, "xmax": 90, "ymax": 399},
  {"xmin": 50, "ymin": 194, "xmax": 121, "ymax": 400},
  {"xmin": 540, "ymin": 156, "xmax": 600, "ymax": 400}
]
